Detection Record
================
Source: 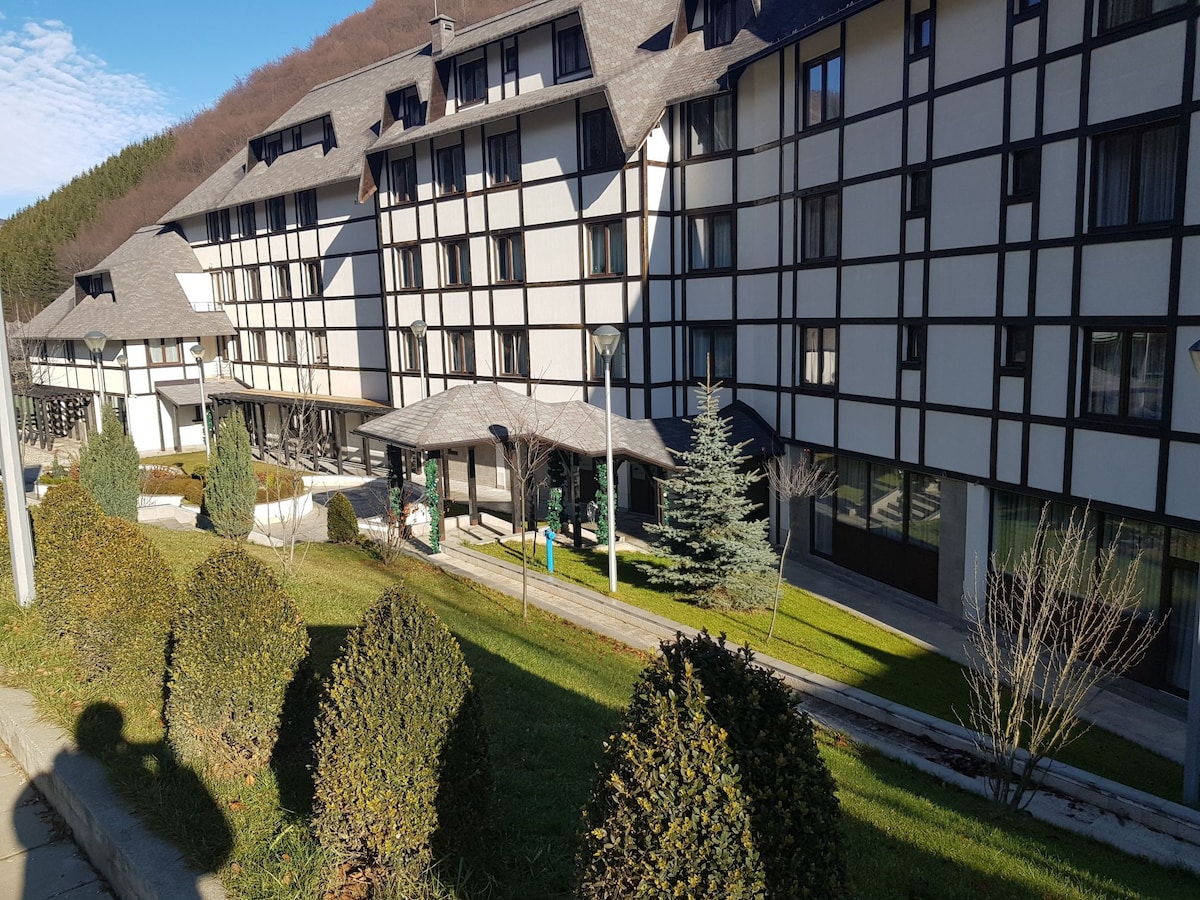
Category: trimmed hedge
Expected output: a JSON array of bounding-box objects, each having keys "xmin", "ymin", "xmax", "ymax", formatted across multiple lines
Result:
[
  {"xmin": 312, "ymin": 586, "xmax": 490, "ymax": 876},
  {"xmin": 79, "ymin": 406, "xmax": 140, "ymax": 521},
  {"xmin": 166, "ymin": 544, "xmax": 309, "ymax": 778},
  {"xmin": 140, "ymin": 472, "xmax": 204, "ymax": 505},
  {"xmin": 578, "ymin": 631, "xmax": 845, "ymax": 899},
  {"xmin": 326, "ymin": 491, "xmax": 359, "ymax": 544}
]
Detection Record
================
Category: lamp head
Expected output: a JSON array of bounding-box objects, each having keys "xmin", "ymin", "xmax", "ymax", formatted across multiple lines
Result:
[
  {"xmin": 410, "ymin": 319, "xmax": 428, "ymax": 340},
  {"xmin": 591, "ymin": 325, "xmax": 621, "ymax": 359},
  {"xmin": 83, "ymin": 330, "xmax": 107, "ymax": 354},
  {"xmin": 189, "ymin": 343, "xmax": 206, "ymax": 363},
  {"xmin": 114, "ymin": 350, "xmax": 128, "ymax": 368}
]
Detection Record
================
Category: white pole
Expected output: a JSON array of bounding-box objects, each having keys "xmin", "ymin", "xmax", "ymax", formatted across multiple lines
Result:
[
  {"xmin": 0, "ymin": 283, "xmax": 36, "ymax": 607},
  {"xmin": 197, "ymin": 359, "xmax": 210, "ymax": 455},
  {"xmin": 418, "ymin": 343, "xmax": 427, "ymax": 400},
  {"xmin": 93, "ymin": 353, "xmax": 104, "ymax": 434},
  {"xmin": 604, "ymin": 356, "xmax": 617, "ymax": 594}
]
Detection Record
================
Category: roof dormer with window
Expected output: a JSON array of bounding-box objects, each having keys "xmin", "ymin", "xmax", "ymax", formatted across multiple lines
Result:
[{"xmin": 247, "ymin": 113, "xmax": 337, "ymax": 170}]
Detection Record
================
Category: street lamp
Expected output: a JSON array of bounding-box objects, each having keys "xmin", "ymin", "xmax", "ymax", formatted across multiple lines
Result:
[
  {"xmin": 83, "ymin": 330, "xmax": 107, "ymax": 434},
  {"xmin": 411, "ymin": 319, "xmax": 428, "ymax": 400},
  {"xmin": 1186, "ymin": 338, "xmax": 1200, "ymax": 807},
  {"xmin": 591, "ymin": 325, "xmax": 621, "ymax": 594},
  {"xmin": 190, "ymin": 342, "xmax": 210, "ymax": 455},
  {"xmin": 0, "ymin": 280, "xmax": 35, "ymax": 607},
  {"xmin": 115, "ymin": 349, "xmax": 129, "ymax": 430}
]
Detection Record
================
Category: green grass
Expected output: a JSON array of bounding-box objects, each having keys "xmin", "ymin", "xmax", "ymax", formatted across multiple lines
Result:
[
  {"xmin": 2, "ymin": 530, "xmax": 1198, "ymax": 898},
  {"xmin": 471, "ymin": 539, "xmax": 1185, "ymax": 803}
]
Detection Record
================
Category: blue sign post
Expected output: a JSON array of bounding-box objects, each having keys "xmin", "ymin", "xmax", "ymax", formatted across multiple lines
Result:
[{"xmin": 544, "ymin": 528, "xmax": 556, "ymax": 573}]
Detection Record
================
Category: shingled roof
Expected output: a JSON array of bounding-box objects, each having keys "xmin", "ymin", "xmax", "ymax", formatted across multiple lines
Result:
[{"xmin": 21, "ymin": 226, "xmax": 234, "ymax": 341}]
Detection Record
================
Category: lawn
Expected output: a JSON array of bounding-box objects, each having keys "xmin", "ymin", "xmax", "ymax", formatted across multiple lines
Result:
[
  {"xmin": 0, "ymin": 529, "xmax": 1197, "ymax": 898},
  {"xmin": 470, "ymin": 539, "xmax": 1185, "ymax": 804}
]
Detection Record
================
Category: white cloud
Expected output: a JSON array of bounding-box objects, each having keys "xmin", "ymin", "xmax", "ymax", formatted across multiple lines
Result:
[{"xmin": 0, "ymin": 20, "xmax": 174, "ymax": 215}]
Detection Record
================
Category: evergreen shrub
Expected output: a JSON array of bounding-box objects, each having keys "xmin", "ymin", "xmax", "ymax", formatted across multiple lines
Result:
[
  {"xmin": 578, "ymin": 631, "xmax": 845, "ymax": 899},
  {"xmin": 166, "ymin": 544, "xmax": 309, "ymax": 777},
  {"xmin": 313, "ymin": 586, "xmax": 490, "ymax": 876},
  {"xmin": 79, "ymin": 406, "xmax": 140, "ymax": 521},
  {"xmin": 326, "ymin": 491, "xmax": 359, "ymax": 544},
  {"xmin": 205, "ymin": 415, "xmax": 257, "ymax": 539}
]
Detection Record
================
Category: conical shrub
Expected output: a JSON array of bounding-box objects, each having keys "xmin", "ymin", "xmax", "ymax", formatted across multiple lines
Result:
[{"xmin": 326, "ymin": 491, "xmax": 359, "ymax": 544}]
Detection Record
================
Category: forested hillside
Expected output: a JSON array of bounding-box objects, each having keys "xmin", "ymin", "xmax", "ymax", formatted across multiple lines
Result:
[{"xmin": 0, "ymin": 0, "xmax": 515, "ymax": 318}]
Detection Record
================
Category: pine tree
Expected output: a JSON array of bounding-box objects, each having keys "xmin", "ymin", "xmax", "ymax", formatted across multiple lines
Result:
[
  {"xmin": 206, "ymin": 415, "xmax": 258, "ymax": 539},
  {"xmin": 78, "ymin": 406, "xmax": 140, "ymax": 521},
  {"xmin": 640, "ymin": 383, "xmax": 777, "ymax": 609}
]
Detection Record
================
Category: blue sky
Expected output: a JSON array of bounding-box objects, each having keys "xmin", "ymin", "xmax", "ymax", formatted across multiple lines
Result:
[{"xmin": 0, "ymin": 1, "xmax": 372, "ymax": 217}]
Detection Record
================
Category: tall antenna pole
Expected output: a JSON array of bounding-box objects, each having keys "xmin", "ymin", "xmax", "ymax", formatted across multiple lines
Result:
[{"xmin": 0, "ymin": 281, "xmax": 36, "ymax": 607}]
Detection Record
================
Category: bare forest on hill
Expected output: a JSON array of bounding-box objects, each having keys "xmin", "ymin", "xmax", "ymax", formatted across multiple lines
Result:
[{"xmin": 0, "ymin": 0, "xmax": 517, "ymax": 318}]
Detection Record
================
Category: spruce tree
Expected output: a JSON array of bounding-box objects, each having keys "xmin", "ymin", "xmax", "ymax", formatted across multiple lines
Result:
[
  {"xmin": 640, "ymin": 383, "xmax": 777, "ymax": 609},
  {"xmin": 79, "ymin": 405, "xmax": 140, "ymax": 521},
  {"xmin": 206, "ymin": 415, "xmax": 258, "ymax": 540}
]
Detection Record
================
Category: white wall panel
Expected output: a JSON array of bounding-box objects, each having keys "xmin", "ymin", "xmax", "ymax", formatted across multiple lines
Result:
[
  {"xmin": 1009, "ymin": 68, "xmax": 1038, "ymax": 142},
  {"xmin": 843, "ymin": 110, "xmax": 903, "ymax": 179},
  {"xmin": 793, "ymin": 394, "xmax": 834, "ymax": 446},
  {"xmin": 1027, "ymin": 424, "xmax": 1065, "ymax": 493},
  {"xmin": 999, "ymin": 375, "xmax": 1024, "ymax": 414},
  {"xmin": 934, "ymin": 0, "xmax": 1007, "ymax": 87},
  {"xmin": 1180, "ymin": 238, "xmax": 1200, "ymax": 315},
  {"xmin": 581, "ymin": 171, "xmax": 624, "ymax": 217},
  {"xmin": 737, "ymin": 204, "xmax": 779, "ymax": 270},
  {"xmin": 1012, "ymin": 17, "xmax": 1039, "ymax": 64},
  {"xmin": 737, "ymin": 273, "xmax": 779, "ymax": 319},
  {"xmin": 685, "ymin": 158, "xmax": 733, "ymax": 208},
  {"xmin": 907, "ymin": 101, "xmax": 927, "ymax": 163},
  {"xmin": 796, "ymin": 267, "xmax": 837, "ymax": 318},
  {"xmin": 1042, "ymin": 56, "xmax": 1082, "ymax": 135},
  {"xmin": 517, "ymin": 25, "xmax": 553, "ymax": 93},
  {"xmin": 583, "ymin": 281, "xmax": 625, "ymax": 324},
  {"xmin": 738, "ymin": 56, "xmax": 782, "ymax": 148},
  {"xmin": 903, "ymin": 259, "xmax": 924, "ymax": 316},
  {"xmin": 842, "ymin": 176, "xmax": 901, "ymax": 259},
  {"xmin": 1047, "ymin": 0, "xmax": 1085, "ymax": 53},
  {"xmin": 738, "ymin": 150, "xmax": 780, "ymax": 203},
  {"xmin": 525, "ymin": 285, "xmax": 580, "ymax": 324},
  {"xmin": 520, "ymin": 105, "xmax": 573, "ymax": 180},
  {"xmin": 840, "ymin": 262, "xmax": 899, "ymax": 318},
  {"xmin": 1072, "ymin": 431, "xmax": 1158, "ymax": 512},
  {"xmin": 930, "ymin": 156, "xmax": 1001, "ymax": 250},
  {"xmin": 796, "ymin": 130, "xmax": 840, "ymax": 189},
  {"xmin": 1038, "ymin": 140, "xmax": 1078, "ymax": 239},
  {"xmin": 839, "ymin": 325, "xmax": 896, "ymax": 399},
  {"xmin": 491, "ymin": 289, "xmax": 525, "ymax": 326},
  {"xmin": 1172, "ymin": 326, "xmax": 1200, "ymax": 434},
  {"xmin": 837, "ymin": 400, "xmax": 894, "ymax": 458},
  {"xmin": 1034, "ymin": 246, "xmax": 1074, "ymax": 316},
  {"xmin": 1080, "ymin": 240, "xmax": 1172, "ymax": 316},
  {"xmin": 1167, "ymin": 442, "xmax": 1200, "ymax": 519},
  {"xmin": 928, "ymin": 253, "xmax": 996, "ymax": 317},
  {"xmin": 649, "ymin": 327, "xmax": 675, "ymax": 383},
  {"xmin": 738, "ymin": 325, "xmax": 779, "ymax": 386},
  {"xmin": 1089, "ymin": 23, "xmax": 1186, "ymax": 125},
  {"xmin": 685, "ymin": 277, "xmax": 734, "ymax": 320},
  {"xmin": 932, "ymin": 78, "xmax": 1005, "ymax": 158},
  {"xmin": 1030, "ymin": 326, "xmax": 1070, "ymax": 417},
  {"xmin": 926, "ymin": 326, "xmax": 994, "ymax": 409},
  {"xmin": 522, "ymin": 179, "xmax": 580, "ymax": 226},
  {"xmin": 926, "ymin": 411, "xmax": 990, "ymax": 478},
  {"xmin": 996, "ymin": 419, "xmax": 1023, "ymax": 485},
  {"xmin": 900, "ymin": 407, "xmax": 920, "ymax": 463},
  {"xmin": 1188, "ymin": 117, "xmax": 1200, "ymax": 227},
  {"xmin": 525, "ymin": 225, "xmax": 579, "ymax": 282},
  {"xmin": 843, "ymin": 1, "xmax": 904, "ymax": 118}
]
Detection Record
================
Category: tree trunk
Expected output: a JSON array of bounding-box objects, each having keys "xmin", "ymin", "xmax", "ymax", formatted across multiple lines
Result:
[{"xmin": 768, "ymin": 526, "xmax": 793, "ymax": 642}]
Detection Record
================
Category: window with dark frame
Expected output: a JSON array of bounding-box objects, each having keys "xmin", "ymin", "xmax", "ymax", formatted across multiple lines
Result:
[
  {"xmin": 402, "ymin": 331, "xmax": 420, "ymax": 372},
  {"xmin": 903, "ymin": 324, "xmax": 927, "ymax": 365},
  {"xmin": 457, "ymin": 56, "xmax": 487, "ymax": 106},
  {"xmin": 238, "ymin": 203, "xmax": 256, "ymax": 236},
  {"xmin": 591, "ymin": 332, "xmax": 628, "ymax": 379},
  {"xmin": 487, "ymin": 131, "xmax": 520, "ymax": 185},
  {"xmin": 273, "ymin": 264, "xmax": 292, "ymax": 299},
  {"xmin": 503, "ymin": 44, "xmax": 518, "ymax": 74},
  {"xmin": 311, "ymin": 330, "xmax": 329, "ymax": 366},
  {"xmin": 211, "ymin": 270, "xmax": 235, "ymax": 306},
  {"xmin": 84, "ymin": 274, "xmax": 104, "ymax": 296},
  {"xmin": 1017, "ymin": 0, "xmax": 1043, "ymax": 12},
  {"xmin": 688, "ymin": 94, "xmax": 733, "ymax": 157},
  {"xmin": 800, "ymin": 326, "xmax": 838, "ymax": 387},
  {"xmin": 1011, "ymin": 147, "xmax": 1041, "ymax": 198},
  {"xmin": 581, "ymin": 108, "xmax": 624, "ymax": 170},
  {"xmin": 265, "ymin": 137, "xmax": 283, "ymax": 165},
  {"xmin": 803, "ymin": 53, "xmax": 843, "ymax": 127},
  {"xmin": 494, "ymin": 233, "xmax": 525, "ymax": 282},
  {"xmin": 1083, "ymin": 328, "xmax": 1166, "ymax": 421},
  {"xmin": 206, "ymin": 209, "xmax": 231, "ymax": 243},
  {"xmin": 251, "ymin": 331, "xmax": 267, "ymax": 362},
  {"xmin": 280, "ymin": 330, "xmax": 298, "ymax": 363},
  {"xmin": 267, "ymin": 195, "xmax": 287, "ymax": 232},
  {"xmin": 436, "ymin": 145, "xmax": 466, "ymax": 195},
  {"xmin": 443, "ymin": 239, "xmax": 470, "ymax": 286},
  {"xmin": 447, "ymin": 330, "xmax": 476, "ymax": 374},
  {"xmin": 1092, "ymin": 121, "xmax": 1178, "ymax": 228},
  {"xmin": 296, "ymin": 189, "xmax": 318, "ymax": 227},
  {"xmin": 401, "ymin": 88, "xmax": 423, "ymax": 128},
  {"xmin": 147, "ymin": 338, "xmax": 181, "ymax": 365},
  {"xmin": 395, "ymin": 244, "xmax": 423, "ymax": 289},
  {"xmin": 323, "ymin": 117, "xmax": 337, "ymax": 151},
  {"xmin": 911, "ymin": 10, "xmax": 933, "ymax": 54},
  {"xmin": 1099, "ymin": 0, "xmax": 1185, "ymax": 31},
  {"xmin": 556, "ymin": 24, "xmax": 590, "ymax": 78},
  {"xmin": 802, "ymin": 191, "xmax": 840, "ymax": 261},
  {"xmin": 708, "ymin": 0, "xmax": 736, "ymax": 47},
  {"xmin": 588, "ymin": 221, "xmax": 625, "ymax": 275},
  {"xmin": 244, "ymin": 267, "xmax": 262, "ymax": 300},
  {"xmin": 688, "ymin": 212, "xmax": 733, "ymax": 271},
  {"xmin": 691, "ymin": 326, "xmax": 734, "ymax": 381},
  {"xmin": 498, "ymin": 330, "xmax": 530, "ymax": 377},
  {"xmin": 1004, "ymin": 325, "xmax": 1032, "ymax": 370},
  {"xmin": 390, "ymin": 156, "xmax": 418, "ymax": 203},
  {"xmin": 303, "ymin": 260, "xmax": 323, "ymax": 297},
  {"xmin": 909, "ymin": 169, "xmax": 930, "ymax": 214}
]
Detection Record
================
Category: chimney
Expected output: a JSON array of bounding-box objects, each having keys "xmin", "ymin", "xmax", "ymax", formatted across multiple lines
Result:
[{"xmin": 430, "ymin": 14, "xmax": 456, "ymax": 54}]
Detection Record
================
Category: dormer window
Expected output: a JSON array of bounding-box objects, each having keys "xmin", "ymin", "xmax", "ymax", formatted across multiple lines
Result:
[
  {"xmin": 256, "ymin": 115, "xmax": 335, "ymax": 166},
  {"xmin": 323, "ymin": 117, "xmax": 337, "ymax": 151},
  {"xmin": 265, "ymin": 137, "xmax": 283, "ymax": 165},
  {"xmin": 458, "ymin": 56, "xmax": 487, "ymax": 106},
  {"xmin": 556, "ymin": 25, "xmax": 590, "ymax": 79},
  {"xmin": 206, "ymin": 209, "xmax": 231, "ymax": 243},
  {"xmin": 708, "ymin": 0, "xmax": 736, "ymax": 47},
  {"xmin": 84, "ymin": 274, "xmax": 104, "ymax": 296}
]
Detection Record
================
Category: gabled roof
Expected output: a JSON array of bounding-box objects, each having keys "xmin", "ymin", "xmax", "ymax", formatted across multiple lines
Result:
[
  {"xmin": 433, "ymin": 0, "xmax": 582, "ymax": 59},
  {"xmin": 21, "ymin": 226, "xmax": 234, "ymax": 341}
]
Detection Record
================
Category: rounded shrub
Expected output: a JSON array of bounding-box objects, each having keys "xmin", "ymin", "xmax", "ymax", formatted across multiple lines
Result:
[
  {"xmin": 578, "ymin": 631, "xmax": 845, "ymax": 899},
  {"xmin": 312, "ymin": 586, "xmax": 490, "ymax": 877},
  {"xmin": 166, "ymin": 544, "xmax": 309, "ymax": 778},
  {"xmin": 325, "ymin": 491, "xmax": 359, "ymax": 544}
]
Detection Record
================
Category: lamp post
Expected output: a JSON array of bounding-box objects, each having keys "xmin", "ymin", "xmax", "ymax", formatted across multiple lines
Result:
[
  {"xmin": 591, "ymin": 325, "xmax": 621, "ymax": 594},
  {"xmin": 115, "ymin": 349, "xmax": 129, "ymax": 430},
  {"xmin": 83, "ymin": 330, "xmax": 107, "ymax": 434},
  {"xmin": 411, "ymin": 319, "xmax": 428, "ymax": 400},
  {"xmin": 1185, "ymin": 338, "xmax": 1200, "ymax": 807},
  {"xmin": 0, "ymin": 280, "xmax": 35, "ymax": 607},
  {"xmin": 190, "ymin": 342, "xmax": 210, "ymax": 455}
]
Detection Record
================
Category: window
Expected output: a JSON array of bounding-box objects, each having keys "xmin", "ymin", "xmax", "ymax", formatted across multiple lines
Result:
[
  {"xmin": 708, "ymin": 0, "xmax": 736, "ymax": 47},
  {"xmin": 691, "ymin": 326, "xmax": 734, "ymax": 381},
  {"xmin": 303, "ymin": 260, "xmax": 323, "ymax": 297},
  {"xmin": 801, "ymin": 326, "xmax": 838, "ymax": 387},
  {"xmin": 458, "ymin": 56, "xmax": 487, "ymax": 106},
  {"xmin": 903, "ymin": 324, "xmax": 927, "ymax": 366},
  {"xmin": 211, "ymin": 270, "xmax": 236, "ymax": 305},
  {"xmin": 487, "ymin": 131, "xmax": 520, "ymax": 185},
  {"xmin": 447, "ymin": 330, "xmax": 476, "ymax": 374},
  {"xmin": 206, "ymin": 209, "xmax": 231, "ymax": 243},
  {"xmin": 688, "ymin": 212, "xmax": 733, "ymax": 271},
  {"xmin": 1083, "ymin": 328, "xmax": 1166, "ymax": 420},
  {"xmin": 265, "ymin": 136, "xmax": 283, "ymax": 165},
  {"xmin": 494, "ymin": 233, "xmax": 525, "ymax": 282},
  {"xmin": 688, "ymin": 94, "xmax": 733, "ymax": 157},
  {"xmin": 802, "ymin": 191, "xmax": 840, "ymax": 260},
  {"xmin": 909, "ymin": 169, "xmax": 930, "ymax": 214},
  {"xmin": 590, "ymin": 332, "xmax": 628, "ymax": 380},
  {"xmin": 1100, "ymin": 0, "xmax": 1185, "ymax": 32},
  {"xmin": 1017, "ymin": 0, "xmax": 1043, "ymax": 12},
  {"xmin": 436, "ymin": 145, "xmax": 466, "ymax": 195},
  {"xmin": 556, "ymin": 25, "xmax": 590, "ymax": 78},
  {"xmin": 912, "ymin": 10, "xmax": 933, "ymax": 54},
  {"xmin": 267, "ymin": 195, "xmax": 287, "ymax": 232},
  {"xmin": 581, "ymin": 109, "xmax": 624, "ymax": 170},
  {"xmin": 804, "ymin": 53, "xmax": 842, "ymax": 127},
  {"xmin": 390, "ymin": 156, "xmax": 417, "ymax": 204},
  {"xmin": 1004, "ymin": 325, "xmax": 1031, "ymax": 370},
  {"xmin": 503, "ymin": 44, "xmax": 518, "ymax": 74},
  {"xmin": 1092, "ymin": 121, "xmax": 1178, "ymax": 228},
  {"xmin": 83, "ymin": 273, "xmax": 104, "ymax": 296},
  {"xmin": 443, "ymin": 240, "xmax": 470, "ymax": 286},
  {"xmin": 393, "ymin": 86, "xmax": 423, "ymax": 128},
  {"xmin": 147, "ymin": 338, "xmax": 181, "ymax": 365},
  {"xmin": 250, "ymin": 330, "xmax": 267, "ymax": 362},
  {"xmin": 273, "ymin": 264, "xmax": 292, "ymax": 299},
  {"xmin": 402, "ymin": 331, "xmax": 421, "ymax": 372},
  {"xmin": 498, "ymin": 330, "xmax": 530, "ymax": 377},
  {"xmin": 280, "ymin": 331, "xmax": 298, "ymax": 363},
  {"xmin": 395, "ymin": 244, "xmax": 423, "ymax": 289},
  {"xmin": 323, "ymin": 117, "xmax": 337, "ymax": 151},
  {"xmin": 588, "ymin": 221, "xmax": 625, "ymax": 275},
  {"xmin": 238, "ymin": 203, "xmax": 256, "ymax": 236},
  {"xmin": 296, "ymin": 189, "xmax": 318, "ymax": 227},
  {"xmin": 244, "ymin": 267, "xmax": 262, "ymax": 300},
  {"xmin": 1010, "ymin": 147, "xmax": 1040, "ymax": 198},
  {"xmin": 311, "ymin": 330, "xmax": 329, "ymax": 365}
]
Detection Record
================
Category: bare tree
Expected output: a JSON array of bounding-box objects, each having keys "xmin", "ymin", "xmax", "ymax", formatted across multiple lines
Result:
[
  {"xmin": 763, "ymin": 454, "xmax": 837, "ymax": 642},
  {"xmin": 964, "ymin": 504, "xmax": 1163, "ymax": 812}
]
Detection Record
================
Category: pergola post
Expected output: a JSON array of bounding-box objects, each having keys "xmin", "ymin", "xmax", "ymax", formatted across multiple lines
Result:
[{"xmin": 467, "ymin": 446, "xmax": 479, "ymax": 526}]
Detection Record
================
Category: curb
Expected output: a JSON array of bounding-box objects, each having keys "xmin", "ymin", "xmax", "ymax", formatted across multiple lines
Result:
[{"xmin": 0, "ymin": 685, "xmax": 226, "ymax": 900}]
